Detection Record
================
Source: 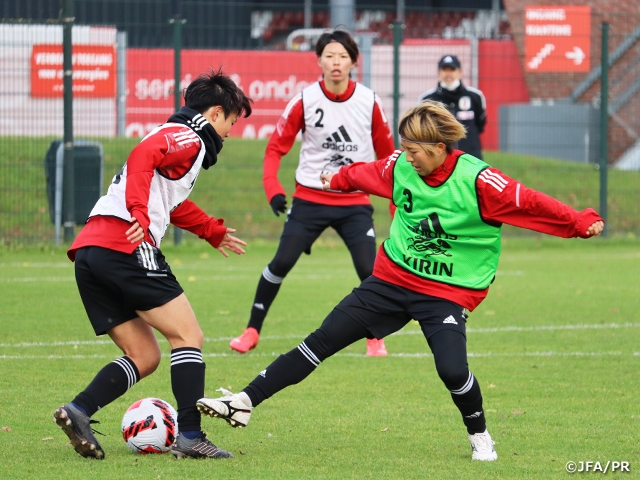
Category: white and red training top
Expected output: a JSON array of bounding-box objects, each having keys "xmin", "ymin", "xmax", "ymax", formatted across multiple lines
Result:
[
  {"xmin": 67, "ymin": 125, "xmax": 227, "ymax": 261},
  {"xmin": 263, "ymin": 79, "xmax": 395, "ymax": 206},
  {"xmin": 329, "ymin": 150, "xmax": 604, "ymax": 311}
]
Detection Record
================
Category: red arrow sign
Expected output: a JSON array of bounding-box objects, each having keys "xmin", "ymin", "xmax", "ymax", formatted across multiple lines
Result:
[{"xmin": 525, "ymin": 5, "xmax": 591, "ymax": 72}]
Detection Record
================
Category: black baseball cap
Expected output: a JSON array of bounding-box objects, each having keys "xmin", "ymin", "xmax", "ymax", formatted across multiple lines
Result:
[{"xmin": 438, "ymin": 55, "xmax": 461, "ymax": 69}]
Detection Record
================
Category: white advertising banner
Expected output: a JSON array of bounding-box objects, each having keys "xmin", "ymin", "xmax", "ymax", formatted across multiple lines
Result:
[{"xmin": 0, "ymin": 24, "xmax": 117, "ymax": 136}]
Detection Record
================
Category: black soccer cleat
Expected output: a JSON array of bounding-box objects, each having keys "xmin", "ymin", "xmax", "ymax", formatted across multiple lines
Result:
[
  {"xmin": 53, "ymin": 403, "xmax": 105, "ymax": 459},
  {"xmin": 170, "ymin": 433, "xmax": 234, "ymax": 459}
]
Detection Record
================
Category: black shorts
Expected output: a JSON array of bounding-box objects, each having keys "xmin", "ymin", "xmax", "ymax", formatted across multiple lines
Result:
[
  {"xmin": 74, "ymin": 245, "xmax": 184, "ymax": 335},
  {"xmin": 334, "ymin": 276, "xmax": 467, "ymax": 340},
  {"xmin": 282, "ymin": 198, "xmax": 376, "ymax": 249}
]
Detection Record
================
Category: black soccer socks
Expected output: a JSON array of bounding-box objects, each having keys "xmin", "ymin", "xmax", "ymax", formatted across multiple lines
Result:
[
  {"xmin": 247, "ymin": 267, "xmax": 283, "ymax": 332},
  {"xmin": 449, "ymin": 371, "xmax": 487, "ymax": 434},
  {"xmin": 73, "ymin": 356, "xmax": 140, "ymax": 417},
  {"xmin": 243, "ymin": 344, "xmax": 318, "ymax": 406},
  {"xmin": 170, "ymin": 347, "xmax": 205, "ymax": 433}
]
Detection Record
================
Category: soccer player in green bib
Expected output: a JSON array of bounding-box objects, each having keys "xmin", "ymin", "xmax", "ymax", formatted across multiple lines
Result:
[{"xmin": 197, "ymin": 100, "xmax": 604, "ymax": 462}]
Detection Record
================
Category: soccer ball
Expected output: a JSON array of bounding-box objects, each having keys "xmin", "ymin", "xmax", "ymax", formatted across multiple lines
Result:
[{"xmin": 122, "ymin": 398, "xmax": 178, "ymax": 454}]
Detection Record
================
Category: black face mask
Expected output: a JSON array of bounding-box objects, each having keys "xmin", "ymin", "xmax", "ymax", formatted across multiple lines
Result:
[{"xmin": 167, "ymin": 106, "xmax": 223, "ymax": 169}]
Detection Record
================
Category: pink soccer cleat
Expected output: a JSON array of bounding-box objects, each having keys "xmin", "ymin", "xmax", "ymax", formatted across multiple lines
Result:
[
  {"xmin": 366, "ymin": 338, "xmax": 388, "ymax": 357},
  {"xmin": 229, "ymin": 327, "xmax": 260, "ymax": 354}
]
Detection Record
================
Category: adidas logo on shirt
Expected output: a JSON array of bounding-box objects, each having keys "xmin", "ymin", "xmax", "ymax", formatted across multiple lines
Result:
[
  {"xmin": 322, "ymin": 125, "xmax": 359, "ymax": 152},
  {"xmin": 366, "ymin": 228, "xmax": 375, "ymax": 237},
  {"xmin": 443, "ymin": 315, "xmax": 458, "ymax": 325}
]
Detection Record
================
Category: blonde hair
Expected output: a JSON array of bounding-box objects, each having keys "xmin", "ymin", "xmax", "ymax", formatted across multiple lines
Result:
[{"xmin": 399, "ymin": 100, "xmax": 467, "ymax": 154}]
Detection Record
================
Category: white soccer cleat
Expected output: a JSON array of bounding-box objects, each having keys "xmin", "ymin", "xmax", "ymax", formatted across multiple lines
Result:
[
  {"xmin": 468, "ymin": 429, "xmax": 498, "ymax": 461},
  {"xmin": 197, "ymin": 388, "xmax": 252, "ymax": 428}
]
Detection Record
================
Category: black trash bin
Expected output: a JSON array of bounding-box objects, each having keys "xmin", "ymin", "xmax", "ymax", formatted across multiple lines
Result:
[{"xmin": 45, "ymin": 139, "xmax": 104, "ymax": 227}]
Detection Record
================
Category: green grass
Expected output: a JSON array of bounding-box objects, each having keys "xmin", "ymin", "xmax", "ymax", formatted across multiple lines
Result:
[
  {"xmin": 1, "ymin": 136, "xmax": 640, "ymax": 245},
  {"xmin": 0, "ymin": 237, "xmax": 639, "ymax": 479}
]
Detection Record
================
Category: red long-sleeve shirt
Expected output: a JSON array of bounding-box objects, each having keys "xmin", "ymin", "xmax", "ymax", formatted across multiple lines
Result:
[
  {"xmin": 68, "ymin": 126, "xmax": 227, "ymax": 261},
  {"xmin": 329, "ymin": 150, "xmax": 604, "ymax": 310},
  {"xmin": 263, "ymin": 79, "xmax": 395, "ymax": 206}
]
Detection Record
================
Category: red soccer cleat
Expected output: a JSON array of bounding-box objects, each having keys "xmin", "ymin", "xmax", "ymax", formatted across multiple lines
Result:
[
  {"xmin": 366, "ymin": 338, "xmax": 388, "ymax": 357},
  {"xmin": 229, "ymin": 327, "xmax": 260, "ymax": 354}
]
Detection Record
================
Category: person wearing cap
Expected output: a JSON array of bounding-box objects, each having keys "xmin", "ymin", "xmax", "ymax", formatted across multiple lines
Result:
[{"xmin": 419, "ymin": 54, "xmax": 487, "ymax": 159}]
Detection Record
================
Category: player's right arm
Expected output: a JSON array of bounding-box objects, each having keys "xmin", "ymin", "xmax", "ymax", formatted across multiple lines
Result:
[
  {"xmin": 263, "ymin": 94, "xmax": 305, "ymax": 204},
  {"xmin": 323, "ymin": 150, "xmax": 400, "ymax": 199}
]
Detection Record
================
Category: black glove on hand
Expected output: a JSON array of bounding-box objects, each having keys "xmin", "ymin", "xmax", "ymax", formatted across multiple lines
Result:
[{"xmin": 270, "ymin": 194, "xmax": 287, "ymax": 217}]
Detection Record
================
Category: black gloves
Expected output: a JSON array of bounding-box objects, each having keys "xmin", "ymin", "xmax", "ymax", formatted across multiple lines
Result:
[{"xmin": 270, "ymin": 194, "xmax": 287, "ymax": 217}]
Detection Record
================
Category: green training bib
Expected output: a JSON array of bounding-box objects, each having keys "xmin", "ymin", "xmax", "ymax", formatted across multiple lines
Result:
[{"xmin": 384, "ymin": 151, "xmax": 502, "ymax": 290}]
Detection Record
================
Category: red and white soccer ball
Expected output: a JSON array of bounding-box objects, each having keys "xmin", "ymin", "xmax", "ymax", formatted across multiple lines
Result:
[{"xmin": 122, "ymin": 397, "xmax": 178, "ymax": 454}]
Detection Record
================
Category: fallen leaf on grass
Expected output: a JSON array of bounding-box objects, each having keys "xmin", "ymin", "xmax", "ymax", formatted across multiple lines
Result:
[
  {"xmin": 512, "ymin": 410, "xmax": 525, "ymax": 415},
  {"xmin": 488, "ymin": 383, "xmax": 496, "ymax": 388},
  {"xmin": 380, "ymin": 427, "xmax": 389, "ymax": 432},
  {"xmin": 1, "ymin": 426, "xmax": 11, "ymax": 432},
  {"xmin": 42, "ymin": 437, "xmax": 54, "ymax": 441},
  {"xmin": 486, "ymin": 409, "xmax": 497, "ymax": 413}
]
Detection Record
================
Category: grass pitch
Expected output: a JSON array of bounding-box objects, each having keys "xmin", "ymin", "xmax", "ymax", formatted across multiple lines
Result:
[{"xmin": 0, "ymin": 237, "xmax": 639, "ymax": 479}]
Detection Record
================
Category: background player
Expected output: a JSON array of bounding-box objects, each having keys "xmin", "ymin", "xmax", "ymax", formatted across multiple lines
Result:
[
  {"xmin": 230, "ymin": 29, "xmax": 395, "ymax": 357},
  {"xmin": 419, "ymin": 54, "xmax": 486, "ymax": 159},
  {"xmin": 199, "ymin": 101, "xmax": 604, "ymax": 462},
  {"xmin": 53, "ymin": 69, "xmax": 252, "ymax": 460}
]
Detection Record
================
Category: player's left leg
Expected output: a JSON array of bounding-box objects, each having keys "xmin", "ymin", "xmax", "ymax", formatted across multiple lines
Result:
[
  {"xmin": 53, "ymin": 320, "xmax": 159, "ymax": 460},
  {"xmin": 135, "ymin": 293, "xmax": 232, "ymax": 458},
  {"xmin": 426, "ymin": 328, "xmax": 497, "ymax": 461},
  {"xmin": 231, "ymin": 199, "xmax": 328, "ymax": 353},
  {"xmin": 200, "ymin": 307, "xmax": 371, "ymax": 426},
  {"xmin": 199, "ymin": 277, "xmax": 411, "ymax": 426},
  {"xmin": 334, "ymin": 204, "xmax": 388, "ymax": 356}
]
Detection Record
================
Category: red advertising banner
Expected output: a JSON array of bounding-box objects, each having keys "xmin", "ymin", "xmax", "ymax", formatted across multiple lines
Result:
[
  {"xmin": 524, "ymin": 5, "xmax": 591, "ymax": 72},
  {"xmin": 31, "ymin": 44, "xmax": 116, "ymax": 97},
  {"xmin": 126, "ymin": 49, "xmax": 321, "ymax": 138}
]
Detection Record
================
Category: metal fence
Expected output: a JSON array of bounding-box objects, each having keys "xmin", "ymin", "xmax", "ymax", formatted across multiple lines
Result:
[{"xmin": 1, "ymin": 1, "xmax": 639, "ymax": 245}]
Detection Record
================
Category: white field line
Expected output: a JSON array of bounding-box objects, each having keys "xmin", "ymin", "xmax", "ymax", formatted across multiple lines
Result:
[
  {"xmin": 0, "ymin": 277, "xmax": 76, "ymax": 283},
  {"xmin": 0, "ymin": 274, "xmax": 354, "ymax": 283},
  {"xmin": 0, "ymin": 351, "xmax": 635, "ymax": 361},
  {"xmin": 1, "ymin": 322, "xmax": 638, "ymax": 349}
]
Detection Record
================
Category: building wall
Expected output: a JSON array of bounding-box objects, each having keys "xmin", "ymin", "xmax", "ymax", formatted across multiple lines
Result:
[{"xmin": 503, "ymin": 0, "xmax": 640, "ymax": 162}]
